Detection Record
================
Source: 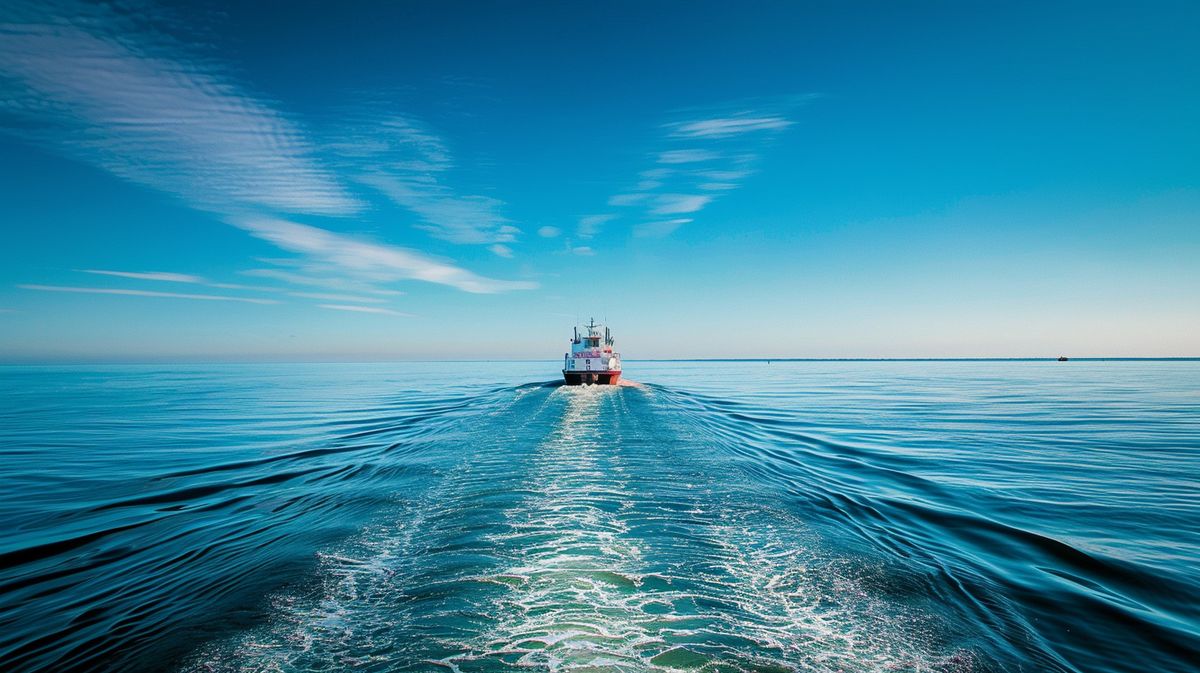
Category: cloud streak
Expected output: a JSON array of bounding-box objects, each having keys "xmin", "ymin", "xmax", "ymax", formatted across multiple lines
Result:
[
  {"xmin": 318, "ymin": 304, "xmax": 412, "ymax": 316},
  {"xmin": 0, "ymin": 2, "xmax": 359, "ymax": 217},
  {"xmin": 651, "ymin": 194, "xmax": 712, "ymax": 215},
  {"xmin": 66, "ymin": 267, "xmax": 408, "ymax": 310},
  {"xmin": 657, "ymin": 149, "xmax": 720, "ymax": 164},
  {"xmin": 1, "ymin": 1, "xmax": 532, "ymax": 303},
  {"xmin": 239, "ymin": 268, "xmax": 401, "ymax": 296},
  {"xmin": 359, "ymin": 172, "xmax": 517, "ymax": 247},
  {"xmin": 82, "ymin": 268, "xmax": 280, "ymax": 293},
  {"xmin": 233, "ymin": 217, "xmax": 536, "ymax": 294},
  {"xmin": 335, "ymin": 114, "xmax": 519, "ymax": 248},
  {"xmin": 287, "ymin": 291, "xmax": 387, "ymax": 304},
  {"xmin": 18, "ymin": 284, "xmax": 279, "ymax": 304},
  {"xmin": 634, "ymin": 218, "xmax": 691, "ymax": 238},
  {"xmin": 81, "ymin": 269, "xmax": 205, "ymax": 283},
  {"xmin": 577, "ymin": 214, "xmax": 616, "ymax": 238},
  {"xmin": 594, "ymin": 102, "xmax": 805, "ymax": 239},
  {"xmin": 669, "ymin": 115, "xmax": 792, "ymax": 138}
]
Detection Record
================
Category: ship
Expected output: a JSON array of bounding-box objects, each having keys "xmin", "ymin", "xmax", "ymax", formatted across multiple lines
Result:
[{"xmin": 563, "ymin": 318, "xmax": 622, "ymax": 385}]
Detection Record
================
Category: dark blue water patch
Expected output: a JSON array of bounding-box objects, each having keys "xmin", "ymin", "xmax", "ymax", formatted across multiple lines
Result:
[
  {"xmin": 0, "ymin": 364, "xmax": 527, "ymax": 672},
  {"xmin": 640, "ymin": 362, "xmax": 1200, "ymax": 673},
  {"xmin": 0, "ymin": 361, "xmax": 1197, "ymax": 672}
]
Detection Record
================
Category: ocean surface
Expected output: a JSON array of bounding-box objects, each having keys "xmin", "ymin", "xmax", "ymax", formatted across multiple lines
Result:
[{"xmin": 0, "ymin": 361, "xmax": 1197, "ymax": 673}]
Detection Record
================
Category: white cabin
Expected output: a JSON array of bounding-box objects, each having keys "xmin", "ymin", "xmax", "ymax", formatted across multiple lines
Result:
[{"xmin": 564, "ymin": 318, "xmax": 621, "ymax": 375}]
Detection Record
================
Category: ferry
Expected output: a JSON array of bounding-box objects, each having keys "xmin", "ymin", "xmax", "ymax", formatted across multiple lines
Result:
[{"xmin": 563, "ymin": 319, "xmax": 622, "ymax": 385}]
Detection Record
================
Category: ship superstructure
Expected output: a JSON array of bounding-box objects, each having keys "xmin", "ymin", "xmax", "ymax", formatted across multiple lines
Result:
[{"xmin": 563, "ymin": 318, "xmax": 622, "ymax": 385}]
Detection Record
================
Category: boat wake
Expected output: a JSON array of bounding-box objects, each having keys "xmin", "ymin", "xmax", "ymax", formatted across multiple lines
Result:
[
  {"xmin": 185, "ymin": 384, "xmax": 975, "ymax": 672},
  {"xmin": 7, "ymin": 362, "xmax": 1197, "ymax": 673}
]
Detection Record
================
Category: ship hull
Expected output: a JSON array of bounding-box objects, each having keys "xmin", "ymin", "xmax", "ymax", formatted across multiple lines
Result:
[{"xmin": 563, "ymin": 370, "xmax": 621, "ymax": 386}]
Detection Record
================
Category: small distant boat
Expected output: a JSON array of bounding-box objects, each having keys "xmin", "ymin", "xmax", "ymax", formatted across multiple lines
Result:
[
  {"xmin": 563, "ymin": 318, "xmax": 622, "ymax": 385},
  {"xmin": 1058, "ymin": 356, "xmax": 1069, "ymax": 362}
]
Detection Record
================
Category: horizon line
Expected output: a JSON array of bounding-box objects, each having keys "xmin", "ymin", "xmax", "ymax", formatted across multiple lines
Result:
[{"xmin": 0, "ymin": 356, "xmax": 1197, "ymax": 367}]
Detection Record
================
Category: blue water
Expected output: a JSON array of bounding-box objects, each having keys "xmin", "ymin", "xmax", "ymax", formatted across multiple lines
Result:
[{"xmin": 0, "ymin": 361, "xmax": 1197, "ymax": 672}]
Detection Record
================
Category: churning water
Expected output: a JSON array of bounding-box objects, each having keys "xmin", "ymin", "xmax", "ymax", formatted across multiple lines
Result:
[{"xmin": 0, "ymin": 361, "xmax": 1196, "ymax": 672}]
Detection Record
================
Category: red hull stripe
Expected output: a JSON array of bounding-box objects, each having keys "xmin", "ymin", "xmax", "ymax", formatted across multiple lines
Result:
[{"xmin": 562, "ymin": 370, "xmax": 622, "ymax": 385}]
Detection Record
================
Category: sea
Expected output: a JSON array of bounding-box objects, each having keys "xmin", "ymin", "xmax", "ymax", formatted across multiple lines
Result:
[{"xmin": 0, "ymin": 360, "xmax": 1196, "ymax": 673}]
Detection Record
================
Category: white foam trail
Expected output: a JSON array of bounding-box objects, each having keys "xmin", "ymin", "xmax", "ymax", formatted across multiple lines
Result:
[
  {"xmin": 435, "ymin": 386, "xmax": 653, "ymax": 671},
  {"xmin": 181, "ymin": 384, "xmax": 977, "ymax": 672}
]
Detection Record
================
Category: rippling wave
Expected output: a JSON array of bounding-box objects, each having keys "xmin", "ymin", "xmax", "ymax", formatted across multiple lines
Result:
[{"xmin": 1, "ymin": 361, "xmax": 1197, "ymax": 672}]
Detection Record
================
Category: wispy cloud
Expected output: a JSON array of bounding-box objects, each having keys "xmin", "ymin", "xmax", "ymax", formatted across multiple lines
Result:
[
  {"xmin": 360, "ymin": 172, "xmax": 517, "ymax": 246},
  {"xmin": 206, "ymin": 281, "xmax": 280, "ymax": 292},
  {"xmin": 651, "ymin": 194, "xmax": 712, "ymax": 215},
  {"xmin": 634, "ymin": 218, "xmax": 692, "ymax": 238},
  {"xmin": 668, "ymin": 115, "xmax": 792, "ymax": 138},
  {"xmin": 233, "ymin": 217, "xmax": 537, "ymax": 294},
  {"xmin": 318, "ymin": 304, "xmax": 412, "ymax": 316},
  {"xmin": 18, "ymin": 284, "xmax": 279, "ymax": 304},
  {"xmin": 239, "ymin": 268, "xmax": 399, "ymax": 295},
  {"xmin": 287, "ymin": 291, "xmax": 387, "ymax": 304},
  {"xmin": 335, "ymin": 114, "xmax": 519, "ymax": 247},
  {"xmin": 571, "ymin": 246, "xmax": 595, "ymax": 256},
  {"xmin": 0, "ymin": 2, "xmax": 359, "ymax": 217},
  {"xmin": 78, "ymin": 268, "xmax": 282, "ymax": 296},
  {"xmin": 593, "ymin": 101, "xmax": 806, "ymax": 239},
  {"xmin": 607, "ymin": 194, "xmax": 647, "ymax": 207},
  {"xmin": 578, "ymin": 214, "xmax": 616, "ymax": 238},
  {"xmin": 69, "ymin": 264, "xmax": 421, "ymax": 311},
  {"xmin": 80, "ymin": 269, "xmax": 205, "ymax": 283},
  {"xmin": 1, "ymin": 1, "xmax": 531, "ymax": 303},
  {"xmin": 537, "ymin": 226, "xmax": 561, "ymax": 238},
  {"xmin": 657, "ymin": 149, "xmax": 720, "ymax": 164},
  {"xmin": 700, "ymin": 169, "xmax": 753, "ymax": 181}
]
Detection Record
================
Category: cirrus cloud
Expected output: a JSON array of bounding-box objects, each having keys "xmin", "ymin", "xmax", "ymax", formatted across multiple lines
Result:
[
  {"xmin": 651, "ymin": 194, "xmax": 712, "ymax": 215},
  {"xmin": 591, "ymin": 101, "xmax": 805, "ymax": 239},
  {"xmin": 317, "ymin": 304, "xmax": 412, "ymax": 316},
  {"xmin": 0, "ymin": 3, "xmax": 360, "ymax": 217},
  {"xmin": 669, "ymin": 115, "xmax": 792, "ymax": 138},
  {"xmin": 1, "ymin": 0, "xmax": 531, "ymax": 306},
  {"xmin": 233, "ymin": 217, "xmax": 536, "ymax": 294},
  {"xmin": 18, "ymin": 284, "xmax": 279, "ymax": 304},
  {"xmin": 80, "ymin": 269, "xmax": 205, "ymax": 284}
]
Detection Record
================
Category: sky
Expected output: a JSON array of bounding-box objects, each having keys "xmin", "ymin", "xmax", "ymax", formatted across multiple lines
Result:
[{"xmin": 0, "ymin": 0, "xmax": 1197, "ymax": 361}]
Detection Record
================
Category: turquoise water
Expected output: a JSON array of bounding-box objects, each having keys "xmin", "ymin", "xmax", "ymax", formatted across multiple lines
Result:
[{"xmin": 0, "ymin": 361, "xmax": 1197, "ymax": 672}]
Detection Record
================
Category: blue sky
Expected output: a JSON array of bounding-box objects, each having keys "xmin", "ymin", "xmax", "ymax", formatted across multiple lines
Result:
[{"xmin": 1, "ymin": 0, "xmax": 1197, "ymax": 361}]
